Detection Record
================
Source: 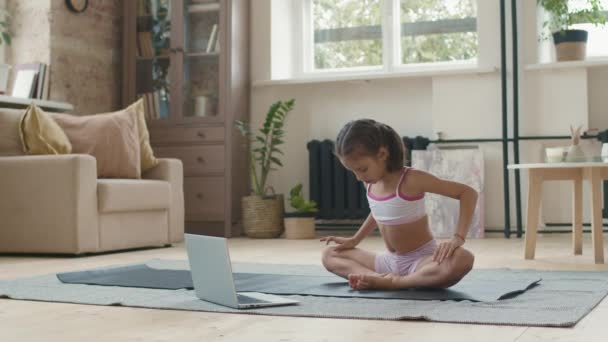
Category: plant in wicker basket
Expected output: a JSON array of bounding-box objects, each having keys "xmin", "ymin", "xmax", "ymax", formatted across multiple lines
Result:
[
  {"xmin": 235, "ymin": 99, "xmax": 295, "ymax": 238},
  {"xmin": 284, "ymin": 183, "xmax": 318, "ymax": 239}
]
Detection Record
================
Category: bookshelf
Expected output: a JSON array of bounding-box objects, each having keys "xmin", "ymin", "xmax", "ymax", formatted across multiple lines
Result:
[{"xmin": 122, "ymin": 0, "xmax": 250, "ymax": 237}]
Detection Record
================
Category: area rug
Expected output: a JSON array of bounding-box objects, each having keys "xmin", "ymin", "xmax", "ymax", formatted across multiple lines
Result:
[{"xmin": 1, "ymin": 259, "xmax": 607, "ymax": 327}]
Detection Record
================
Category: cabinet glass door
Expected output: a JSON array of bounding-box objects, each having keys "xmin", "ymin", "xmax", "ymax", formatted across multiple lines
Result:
[
  {"xmin": 136, "ymin": 0, "xmax": 172, "ymax": 122},
  {"xmin": 181, "ymin": 0, "xmax": 221, "ymax": 119}
]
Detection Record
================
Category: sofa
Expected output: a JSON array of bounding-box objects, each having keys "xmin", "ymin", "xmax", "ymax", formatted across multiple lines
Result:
[{"xmin": 0, "ymin": 107, "xmax": 184, "ymax": 254}]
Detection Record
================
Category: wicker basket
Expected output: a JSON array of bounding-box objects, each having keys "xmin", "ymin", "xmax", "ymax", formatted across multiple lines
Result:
[
  {"xmin": 284, "ymin": 217, "xmax": 316, "ymax": 239},
  {"xmin": 242, "ymin": 194, "xmax": 284, "ymax": 238}
]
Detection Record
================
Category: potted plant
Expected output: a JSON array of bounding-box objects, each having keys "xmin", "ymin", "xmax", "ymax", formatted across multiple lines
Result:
[
  {"xmin": 538, "ymin": 0, "xmax": 607, "ymax": 61},
  {"xmin": 284, "ymin": 183, "xmax": 318, "ymax": 239},
  {"xmin": 0, "ymin": 9, "xmax": 11, "ymax": 94},
  {"xmin": 235, "ymin": 99, "xmax": 295, "ymax": 238}
]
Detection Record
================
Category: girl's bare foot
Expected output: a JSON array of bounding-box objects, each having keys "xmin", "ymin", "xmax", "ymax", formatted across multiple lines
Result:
[{"xmin": 348, "ymin": 273, "xmax": 400, "ymax": 290}]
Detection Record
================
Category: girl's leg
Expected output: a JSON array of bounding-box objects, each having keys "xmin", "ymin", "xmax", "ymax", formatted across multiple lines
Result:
[
  {"xmin": 350, "ymin": 247, "xmax": 474, "ymax": 290},
  {"xmin": 401, "ymin": 247, "xmax": 474, "ymax": 288},
  {"xmin": 321, "ymin": 246, "xmax": 380, "ymax": 279}
]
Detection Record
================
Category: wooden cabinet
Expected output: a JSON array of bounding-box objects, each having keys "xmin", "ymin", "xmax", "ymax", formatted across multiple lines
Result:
[{"xmin": 123, "ymin": 0, "xmax": 249, "ymax": 237}]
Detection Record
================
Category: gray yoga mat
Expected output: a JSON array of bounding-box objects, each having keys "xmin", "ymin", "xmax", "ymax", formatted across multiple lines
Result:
[
  {"xmin": 2, "ymin": 259, "xmax": 608, "ymax": 327},
  {"xmin": 55, "ymin": 261, "xmax": 541, "ymax": 302}
]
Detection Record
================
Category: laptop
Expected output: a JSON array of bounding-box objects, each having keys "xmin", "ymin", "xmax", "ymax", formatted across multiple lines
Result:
[{"xmin": 185, "ymin": 234, "xmax": 299, "ymax": 309}]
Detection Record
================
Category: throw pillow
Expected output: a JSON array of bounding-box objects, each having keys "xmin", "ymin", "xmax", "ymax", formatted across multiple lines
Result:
[
  {"xmin": 19, "ymin": 104, "xmax": 72, "ymax": 155},
  {"xmin": 0, "ymin": 108, "xmax": 28, "ymax": 156},
  {"xmin": 53, "ymin": 109, "xmax": 142, "ymax": 179},
  {"xmin": 127, "ymin": 98, "xmax": 159, "ymax": 172}
]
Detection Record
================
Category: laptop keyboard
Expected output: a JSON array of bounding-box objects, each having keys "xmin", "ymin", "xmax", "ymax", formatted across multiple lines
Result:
[{"xmin": 237, "ymin": 294, "xmax": 271, "ymax": 304}]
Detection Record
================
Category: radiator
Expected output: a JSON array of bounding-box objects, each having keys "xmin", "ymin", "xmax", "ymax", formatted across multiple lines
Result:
[{"xmin": 307, "ymin": 140, "xmax": 369, "ymax": 220}]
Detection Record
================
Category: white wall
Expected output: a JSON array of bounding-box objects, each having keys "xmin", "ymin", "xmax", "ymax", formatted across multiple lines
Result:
[{"xmin": 250, "ymin": 0, "xmax": 608, "ymax": 231}]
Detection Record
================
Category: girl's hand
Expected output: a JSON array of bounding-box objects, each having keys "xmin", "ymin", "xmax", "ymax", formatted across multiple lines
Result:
[
  {"xmin": 433, "ymin": 236, "xmax": 465, "ymax": 264},
  {"xmin": 348, "ymin": 273, "xmax": 400, "ymax": 290},
  {"xmin": 320, "ymin": 236, "xmax": 359, "ymax": 252}
]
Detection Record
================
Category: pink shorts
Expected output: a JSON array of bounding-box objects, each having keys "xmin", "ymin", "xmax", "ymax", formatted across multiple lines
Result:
[{"xmin": 374, "ymin": 240, "xmax": 437, "ymax": 276}]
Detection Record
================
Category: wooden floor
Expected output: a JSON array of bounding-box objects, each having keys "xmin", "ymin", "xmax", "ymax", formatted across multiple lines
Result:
[{"xmin": 2, "ymin": 233, "xmax": 608, "ymax": 341}]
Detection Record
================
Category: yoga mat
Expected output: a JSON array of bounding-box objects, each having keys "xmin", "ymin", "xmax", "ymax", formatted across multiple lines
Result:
[
  {"xmin": 1, "ymin": 259, "xmax": 607, "ymax": 327},
  {"xmin": 56, "ymin": 261, "xmax": 541, "ymax": 302}
]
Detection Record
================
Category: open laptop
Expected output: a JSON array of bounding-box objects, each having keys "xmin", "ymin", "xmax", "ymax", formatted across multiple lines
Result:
[{"xmin": 185, "ymin": 234, "xmax": 299, "ymax": 309}]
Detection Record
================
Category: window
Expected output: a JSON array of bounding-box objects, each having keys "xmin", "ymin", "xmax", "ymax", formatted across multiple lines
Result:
[
  {"xmin": 568, "ymin": 0, "xmax": 608, "ymax": 57},
  {"xmin": 305, "ymin": 0, "xmax": 478, "ymax": 74},
  {"xmin": 313, "ymin": 0, "xmax": 384, "ymax": 70},
  {"xmin": 399, "ymin": 0, "xmax": 477, "ymax": 65}
]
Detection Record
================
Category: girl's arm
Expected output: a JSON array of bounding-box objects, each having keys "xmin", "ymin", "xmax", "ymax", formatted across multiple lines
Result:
[
  {"xmin": 352, "ymin": 213, "xmax": 378, "ymax": 243},
  {"xmin": 320, "ymin": 183, "xmax": 377, "ymax": 250},
  {"xmin": 408, "ymin": 169, "xmax": 478, "ymax": 239},
  {"xmin": 320, "ymin": 213, "xmax": 377, "ymax": 251}
]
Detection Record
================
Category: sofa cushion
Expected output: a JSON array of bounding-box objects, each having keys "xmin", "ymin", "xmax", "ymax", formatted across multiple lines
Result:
[
  {"xmin": 127, "ymin": 98, "xmax": 159, "ymax": 172},
  {"xmin": 53, "ymin": 108, "xmax": 142, "ymax": 179},
  {"xmin": 0, "ymin": 108, "xmax": 26, "ymax": 156},
  {"xmin": 97, "ymin": 179, "xmax": 171, "ymax": 213},
  {"xmin": 19, "ymin": 104, "xmax": 72, "ymax": 155}
]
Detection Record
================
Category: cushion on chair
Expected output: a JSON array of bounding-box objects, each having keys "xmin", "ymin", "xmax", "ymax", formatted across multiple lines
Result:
[
  {"xmin": 52, "ymin": 108, "xmax": 142, "ymax": 179},
  {"xmin": 97, "ymin": 179, "xmax": 171, "ymax": 213},
  {"xmin": 19, "ymin": 104, "xmax": 72, "ymax": 155},
  {"xmin": 0, "ymin": 108, "xmax": 27, "ymax": 156},
  {"xmin": 127, "ymin": 98, "xmax": 159, "ymax": 172}
]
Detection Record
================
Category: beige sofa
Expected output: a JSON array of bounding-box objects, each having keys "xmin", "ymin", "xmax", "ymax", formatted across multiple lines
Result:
[{"xmin": 0, "ymin": 108, "xmax": 184, "ymax": 254}]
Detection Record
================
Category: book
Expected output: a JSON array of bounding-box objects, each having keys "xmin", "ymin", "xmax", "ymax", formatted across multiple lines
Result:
[
  {"xmin": 11, "ymin": 69, "xmax": 38, "ymax": 98},
  {"xmin": 137, "ymin": 0, "xmax": 150, "ymax": 16},
  {"xmin": 137, "ymin": 32, "xmax": 155, "ymax": 58},
  {"xmin": 206, "ymin": 24, "xmax": 218, "ymax": 53},
  {"xmin": 153, "ymin": 91, "xmax": 161, "ymax": 120},
  {"xmin": 42, "ymin": 66, "xmax": 50, "ymax": 100},
  {"xmin": 12, "ymin": 62, "xmax": 50, "ymax": 99},
  {"xmin": 35, "ymin": 64, "xmax": 46, "ymax": 99},
  {"xmin": 141, "ymin": 94, "xmax": 151, "ymax": 121}
]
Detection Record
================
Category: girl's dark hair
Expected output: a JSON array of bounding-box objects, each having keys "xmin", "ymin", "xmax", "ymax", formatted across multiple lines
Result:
[{"xmin": 335, "ymin": 119, "xmax": 405, "ymax": 172}]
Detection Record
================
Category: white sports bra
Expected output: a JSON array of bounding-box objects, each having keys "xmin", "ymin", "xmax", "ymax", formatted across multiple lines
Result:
[{"xmin": 366, "ymin": 167, "xmax": 426, "ymax": 226}]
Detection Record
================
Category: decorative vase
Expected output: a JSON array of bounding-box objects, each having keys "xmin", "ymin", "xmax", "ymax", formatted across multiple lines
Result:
[
  {"xmin": 553, "ymin": 29, "xmax": 588, "ymax": 62},
  {"xmin": 283, "ymin": 213, "xmax": 316, "ymax": 239},
  {"xmin": 566, "ymin": 144, "xmax": 586, "ymax": 162},
  {"xmin": 241, "ymin": 194, "xmax": 284, "ymax": 238}
]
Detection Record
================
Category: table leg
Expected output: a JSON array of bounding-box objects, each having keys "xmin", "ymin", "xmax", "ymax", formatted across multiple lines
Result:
[
  {"xmin": 525, "ymin": 169, "xmax": 542, "ymax": 260},
  {"xmin": 589, "ymin": 168, "xmax": 605, "ymax": 264},
  {"xmin": 572, "ymin": 173, "xmax": 583, "ymax": 255}
]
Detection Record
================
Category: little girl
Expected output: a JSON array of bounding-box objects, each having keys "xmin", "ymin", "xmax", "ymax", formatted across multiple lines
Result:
[{"xmin": 320, "ymin": 119, "xmax": 476, "ymax": 290}]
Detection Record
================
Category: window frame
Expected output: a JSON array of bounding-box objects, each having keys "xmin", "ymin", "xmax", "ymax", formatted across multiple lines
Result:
[{"xmin": 298, "ymin": 0, "xmax": 480, "ymax": 77}]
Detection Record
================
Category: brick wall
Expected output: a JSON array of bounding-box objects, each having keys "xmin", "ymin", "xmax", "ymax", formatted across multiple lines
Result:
[{"xmin": 7, "ymin": 0, "xmax": 121, "ymax": 114}]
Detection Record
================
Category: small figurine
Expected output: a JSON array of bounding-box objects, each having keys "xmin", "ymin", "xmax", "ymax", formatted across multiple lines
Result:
[{"xmin": 566, "ymin": 125, "xmax": 586, "ymax": 162}]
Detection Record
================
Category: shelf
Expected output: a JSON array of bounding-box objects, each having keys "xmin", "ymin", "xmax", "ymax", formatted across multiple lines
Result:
[
  {"xmin": 525, "ymin": 58, "xmax": 608, "ymax": 71},
  {"xmin": 187, "ymin": 52, "xmax": 220, "ymax": 58},
  {"xmin": 137, "ymin": 55, "xmax": 170, "ymax": 61},
  {"xmin": 252, "ymin": 65, "xmax": 499, "ymax": 87},
  {"xmin": 188, "ymin": 3, "xmax": 220, "ymax": 13},
  {"xmin": 0, "ymin": 95, "xmax": 73, "ymax": 112}
]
